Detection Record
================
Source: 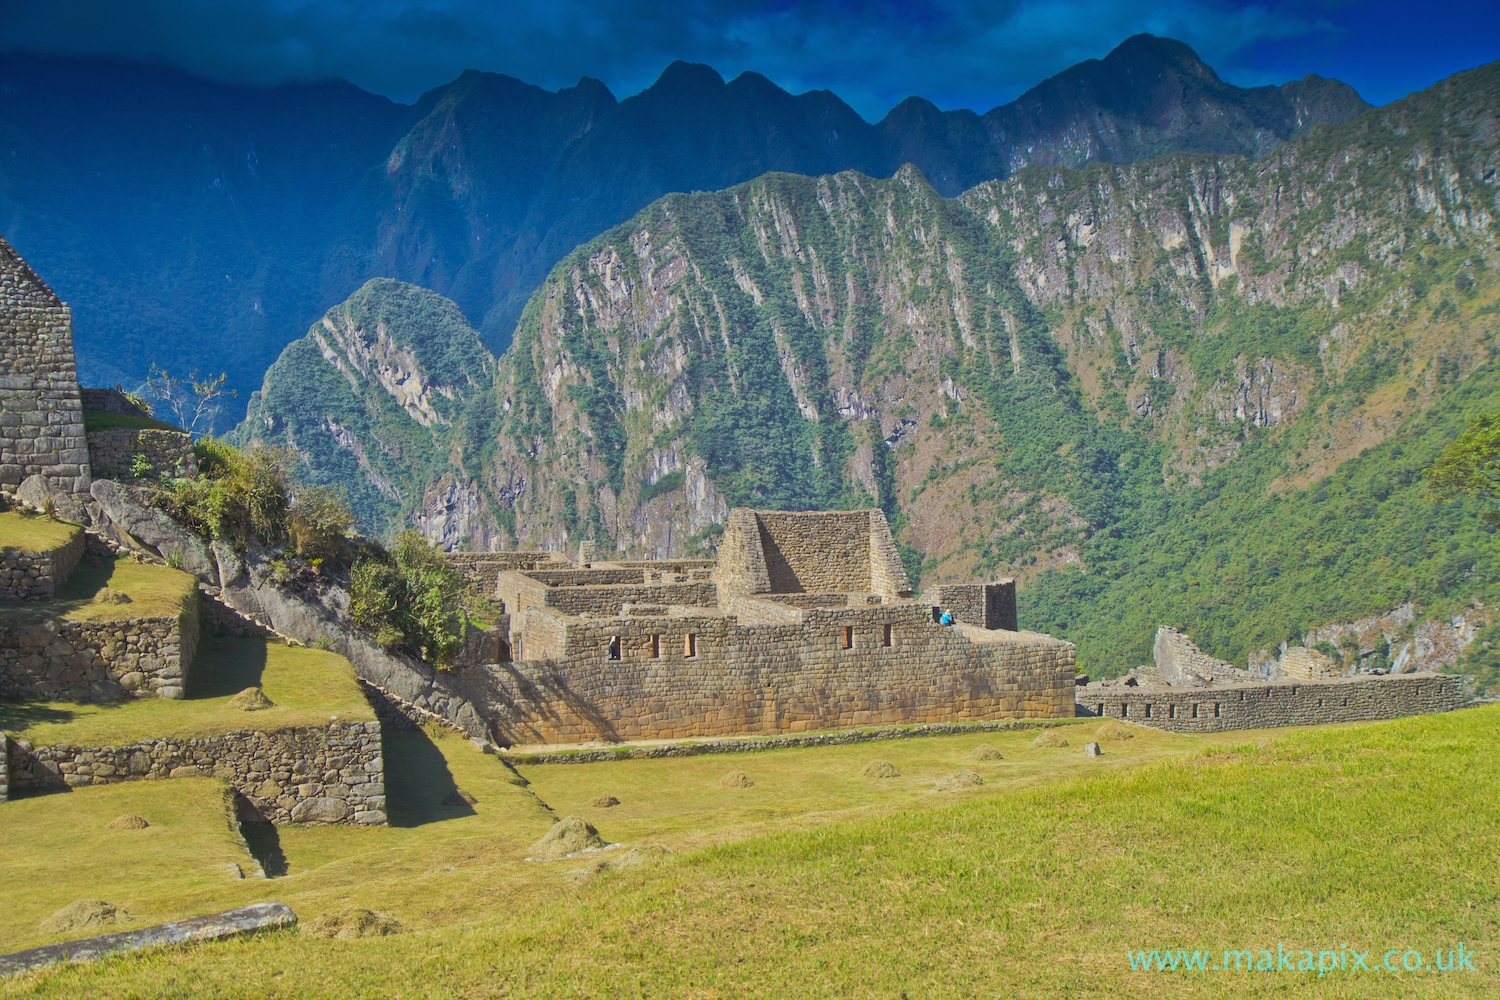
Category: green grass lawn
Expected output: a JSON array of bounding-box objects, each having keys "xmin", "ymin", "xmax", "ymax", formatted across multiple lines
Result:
[
  {"xmin": 0, "ymin": 637, "xmax": 374, "ymax": 745},
  {"xmin": 81, "ymin": 412, "xmax": 183, "ymax": 433},
  {"xmin": 1, "ymin": 706, "xmax": 1495, "ymax": 997},
  {"xmin": 0, "ymin": 556, "xmax": 196, "ymax": 630},
  {"xmin": 0, "ymin": 510, "xmax": 80, "ymax": 555}
]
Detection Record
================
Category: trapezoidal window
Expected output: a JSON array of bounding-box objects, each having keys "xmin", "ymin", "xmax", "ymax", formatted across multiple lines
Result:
[
  {"xmin": 841, "ymin": 626, "xmax": 854, "ymax": 650},
  {"xmin": 684, "ymin": 633, "xmax": 697, "ymax": 658},
  {"xmin": 881, "ymin": 624, "xmax": 892, "ymax": 647},
  {"xmin": 650, "ymin": 634, "xmax": 661, "ymax": 659},
  {"xmin": 608, "ymin": 635, "xmax": 621, "ymax": 661}
]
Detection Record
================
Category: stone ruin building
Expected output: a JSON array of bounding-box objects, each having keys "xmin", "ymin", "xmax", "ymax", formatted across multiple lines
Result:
[
  {"xmin": 0, "ymin": 235, "xmax": 195, "ymax": 504},
  {"xmin": 0, "ymin": 237, "xmax": 90, "ymax": 497},
  {"xmin": 465, "ymin": 508, "xmax": 1078, "ymax": 745}
]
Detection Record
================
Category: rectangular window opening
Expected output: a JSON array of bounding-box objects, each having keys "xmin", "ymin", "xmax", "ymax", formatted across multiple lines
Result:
[
  {"xmin": 1144, "ymin": 703, "xmax": 1152, "ymax": 718},
  {"xmin": 841, "ymin": 625, "xmax": 854, "ymax": 650},
  {"xmin": 650, "ymin": 634, "xmax": 660, "ymax": 659},
  {"xmin": 881, "ymin": 624, "xmax": 892, "ymax": 647},
  {"xmin": 1192, "ymin": 704, "xmax": 1199, "ymax": 719},
  {"xmin": 608, "ymin": 635, "xmax": 621, "ymax": 661},
  {"xmin": 1096, "ymin": 703, "xmax": 1105, "ymax": 718},
  {"xmin": 684, "ymin": 633, "xmax": 696, "ymax": 658},
  {"xmin": 1168, "ymin": 704, "xmax": 1176, "ymax": 719},
  {"xmin": 1213, "ymin": 703, "xmax": 1221, "ymax": 718}
]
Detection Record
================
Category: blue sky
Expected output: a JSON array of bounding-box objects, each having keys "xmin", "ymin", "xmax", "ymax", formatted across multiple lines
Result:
[{"xmin": 1, "ymin": 1, "xmax": 1496, "ymax": 119}]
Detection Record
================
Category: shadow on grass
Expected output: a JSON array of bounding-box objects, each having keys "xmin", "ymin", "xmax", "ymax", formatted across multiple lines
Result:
[
  {"xmin": 240, "ymin": 822, "xmax": 290, "ymax": 877},
  {"xmin": 384, "ymin": 729, "xmax": 475, "ymax": 828},
  {"xmin": 185, "ymin": 636, "xmax": 268, "ymax": 699},
  {"xmin": 0, "ymin": 701, "xmax": 78, "ymax": 731}
]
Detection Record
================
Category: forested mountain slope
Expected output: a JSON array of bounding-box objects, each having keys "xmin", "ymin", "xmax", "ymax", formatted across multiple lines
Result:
[
  {"xmin": 241, "ymin": 60, "xmax": 1498, "ymax": 674},
  {"xmin": 1, "ymin": 36, "xmax": 1365, "ymax": 402}
]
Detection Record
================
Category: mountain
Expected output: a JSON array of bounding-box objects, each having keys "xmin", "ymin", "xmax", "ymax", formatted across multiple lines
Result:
[
  {"xmin": 0, "ymin": 37, "xmax": 1367, "ymax": 408},
  {"xmin": 240, "ymin": 57, "xmax": 1500, "ymax": 676},
  {"xmin": 0, "ymin": 55, "xmax": 415, "ymax": 393}
]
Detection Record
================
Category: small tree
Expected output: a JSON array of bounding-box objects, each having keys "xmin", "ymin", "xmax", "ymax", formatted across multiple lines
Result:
[
  {"xmin": 146, "ymin": 365, "xmax": 237, "ymax": 438},
  {"xmin": 1426, "ymin": 414, "xmax": 1500, "ymax": 522}
]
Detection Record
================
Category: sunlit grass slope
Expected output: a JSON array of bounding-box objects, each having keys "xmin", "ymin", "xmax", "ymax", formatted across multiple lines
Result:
[{"xmin": 0, "ymin": 705, "xmax": 1494, "ymax": 997}]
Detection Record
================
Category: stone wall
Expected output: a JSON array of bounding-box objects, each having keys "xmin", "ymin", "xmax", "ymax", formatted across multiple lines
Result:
[
  {"xmin": 1076, "ymin": 672, "xmax": 1467, "ymax": 732},
  {"xmin": 444, "ymin": 551, "xmax": 566, "ymax": 599},
  {"xmin": 0, "ymin": 605, "xmax": 199, "ymax": 702},
  {"xmin": 87, "ymin": 428, "xmax": 198, "ymax": 482},
  {"xmin": 0, "ymin": 525, "xmax": 84, "ymax": 600},
  {"xmin": 930, "ymin": 581, "xmax": 1017, "ymax": 631},
  {"xmin": 0, "ymin": 236, "xmax": 90, "ymax": 496},
  {"xmin": 712, "ymin": 508, "xmax": 911, "ymax": 602},
  {"xmin": 496, "ymin": 570, "xmax": 718, "ymax": 623},
  {"xmin": 4, "ymin": 720, "xmax": 385, "ymax": 825},
  {"xmin": 79, "ymin": 388, "xmax": 148, "ymax": 416},
  {"xmin": 1150, "ymin": 626, "xmax": 1255, "ymax": 686},
  {"xmin": 473, "ymin": 602, "xmax": 1076, "ymax": 744}
]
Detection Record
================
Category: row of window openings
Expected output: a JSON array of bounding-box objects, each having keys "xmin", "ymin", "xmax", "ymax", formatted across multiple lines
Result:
[
  {"xmin": 606, "ymin": 625, "xmax": 894, "ymax": 660},
  {"xmin": 609, "ymin": 634, "xmax": 696, "ymax": 660},
  {"xmin": 1096, "ymin": 695, "xmax": 1354, "ymax": 719}
]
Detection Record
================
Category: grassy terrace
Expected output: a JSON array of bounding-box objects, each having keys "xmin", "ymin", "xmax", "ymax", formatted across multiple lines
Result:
[
  {"xmin": 0, "ymin": 706, "xmax": 1495, "ymax": 997},
  {"xmin": 0, "ymin": 556, "xmax": 196, "ymax": 630},
  {"xmin": 81, "ymin": 412, "xmax": 183, "ymax": 433},
  {"xmin": 0, "ymin": 636, "xmax": 374, "ymax": 745},
  {"xmin": 0, "ymin": 510, "xmax": 80, "ymax": 554}
]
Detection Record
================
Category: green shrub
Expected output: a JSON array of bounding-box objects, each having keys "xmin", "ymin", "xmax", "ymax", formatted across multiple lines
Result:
[
  {"xmin": 155, "ymin": 440, "xmax": 293, "ymax": 548},
  {"xmin": 348, "ymin": 531, "xmax": 477, "ymax": 668},
  {"xmin": 288, "ymin": 485, "xmax": 356, "ymax": 562}
]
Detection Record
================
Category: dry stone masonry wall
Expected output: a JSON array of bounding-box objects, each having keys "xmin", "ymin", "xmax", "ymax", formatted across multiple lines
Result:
[
  {"xmin": 477, "ymin": 603, "xmax": 1076, "ymax": 744},
  {"xmin": 0, "ymin": 236, "xmax": 89, "ymax": 496},
  {"xmin": 87, "ymin": 428, "xmax": 198, "ymax": 483},
  {"xmin": 930, "ymin": 582, "xmax": 1018, "ymax": 631},
  {"xmin": 1077, "ymin": 673, "xmax": 1467, "ymax": 732},
  {"xmin": 0, "ymin": 605, "xmax": 199, "ymax": 702},
  {"xmin": 4, "ymin": 720, "xmax": 385, "ymax": 825},
  {"xmin": 0, "ymin": 526, "xmax": 83, "ymax": 600}
]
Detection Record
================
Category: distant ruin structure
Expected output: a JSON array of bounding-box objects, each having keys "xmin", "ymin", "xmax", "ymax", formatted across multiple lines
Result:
[
  {"xmin": 476, "ymin": 508, "xmax": 1076, "ymax": 745},
  {"xmin": 1079, "ymin": 625, "xmax": 1469, "ymax": 732}
]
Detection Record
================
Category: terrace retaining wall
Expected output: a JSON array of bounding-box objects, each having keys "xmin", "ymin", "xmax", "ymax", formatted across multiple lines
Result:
[
  {"xmin": 86, "ymin": 428, "xmax": 197, "ymax": 483},
  {"xmin": 4, "ymin": 720, "xmax": 385, "ymax": 825},
  {"xmin": 0, "ymin": 605, "xmax": 198, "ymax": 702},
  {"xmin": 0, "ymin": 528, "xmax": 83, "ymax": 600}
]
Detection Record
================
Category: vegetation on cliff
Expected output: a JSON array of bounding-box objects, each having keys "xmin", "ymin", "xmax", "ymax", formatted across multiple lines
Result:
[{"xmin": 241, "ymin": 58, "xmax": 1500, "ymax": 676}]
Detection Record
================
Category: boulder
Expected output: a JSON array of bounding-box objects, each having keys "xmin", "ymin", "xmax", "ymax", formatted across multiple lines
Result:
[
  {"xmin": 290, "ymin": 797, "xmax": 351, "ymax": 824},
  {"xmin": 1085, "ymin": 742, "xmax": 1103, "ymax": 757},
  {"xmin": 89, "ymin": 479, "xmax": 216, "ymax": 584},
  {"xmin": 16, "ymin": 474, "xmax": 88, "ymax": 525}
]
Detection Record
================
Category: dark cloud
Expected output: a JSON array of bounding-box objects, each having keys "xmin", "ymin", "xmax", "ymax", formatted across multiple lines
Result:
[{"xmin": 0, "ymin": 1, "xmax": 1494, "ymax": 117}]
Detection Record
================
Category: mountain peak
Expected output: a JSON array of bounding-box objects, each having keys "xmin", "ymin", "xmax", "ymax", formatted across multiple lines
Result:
[
  {"xmin": 649, "ymin": 61, "xmax": 726, "ymax": 94},
  {"xmin": 1102, "ymin": 33, "xmax": 1223, "ymax": 83}
]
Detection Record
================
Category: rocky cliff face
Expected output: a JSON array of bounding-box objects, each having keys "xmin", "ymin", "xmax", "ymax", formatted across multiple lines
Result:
[
  {"xmin": 235, "ymin": 279, "xmax": 497, "ymax": 538},
  {"xmin": 242, "ymin": 59, "xmax": 1500, "ymax": 674},
  {"xmin": 4, "ymin": 35, "xmax": 1368, "ymax": 400}
]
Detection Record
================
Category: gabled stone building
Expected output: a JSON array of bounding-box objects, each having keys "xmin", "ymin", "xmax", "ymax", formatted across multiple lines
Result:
[{"xmin": 0, "ymin": 236, "xmax": 90, "ymax": 496}]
